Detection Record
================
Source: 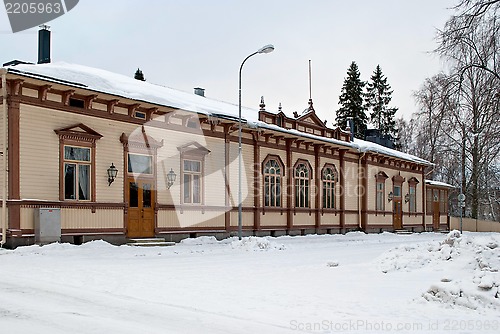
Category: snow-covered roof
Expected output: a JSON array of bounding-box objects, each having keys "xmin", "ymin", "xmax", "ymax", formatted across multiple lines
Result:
[
  {"xmin": 5, "ymin": 62, "xmax": 432, "ymax": 166},
  {"xmin": 425, "ymin": 180, "xmax": 457, "ymax": 188}
]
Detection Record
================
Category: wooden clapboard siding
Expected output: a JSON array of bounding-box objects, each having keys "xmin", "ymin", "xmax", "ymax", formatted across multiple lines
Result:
[
  {"xmin": 61, "ymin": 208, "xmax": 123, "ymax": 229},
  {"xmin": 227, "ymin": 141, "xmax": 254, "ymax": 207},
  {"xmin": 260, "ymin": 211, "xmax": 287, "ymax": 227},
  {"xmin": 20, "ymin": 207, "xmax": 33, "ymax": 229},
  {"xmin": 203, "ymin": 137, "xmax": 227, "ymax": 207},
  {"xmin": 320, "ymin": 212, "xmax": 340, "ymax": 226},
  {"xmin": 158, "ymin": 209, "xmax": 226, "ymax": 229},
  {"xmin": 20, "ymin": 207, "xmax": 123, "ymax": 230},
  {"xmin": 366, "ymin": 164, "xmax": 378, "ymax": 211},
  {"xmin": 19, "ymin": 104, "xmax": 60, "ymax": 200},
  {"xmin": 19, "ymin": 104, "xmax": 128, "ymax": 203},
  {"xmin": 229, "ymin": 210, "xmax": 254, "ymax": 227},
  {"xmin": 366, "ymin": 214, "xmax": 393, "ymax": 226},
  {"xmin": 94, "ymin": 119, "xmax": 133, "ymax": 203},
  {"xmin": 294, "ymin": 212, "xmax": 315, "ymax": 226},
  {"xmin": 344, "ymin": 161, "xmax": 359, "ymax": 211}
]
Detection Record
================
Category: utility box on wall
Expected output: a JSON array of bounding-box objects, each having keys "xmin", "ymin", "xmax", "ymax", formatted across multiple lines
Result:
[{"xmin": 34, "ymin": 208, "xmax": 61, "ymax": 245}]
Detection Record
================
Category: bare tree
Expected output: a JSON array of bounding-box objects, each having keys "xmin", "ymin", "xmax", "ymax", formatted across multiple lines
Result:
[
  {"xmin": 413, "ymin": 74, "xmax": 454, "ymax": 179},
  {"xmin": 437, "ymin": 0, "xmax": 499, "ymax": 80}
]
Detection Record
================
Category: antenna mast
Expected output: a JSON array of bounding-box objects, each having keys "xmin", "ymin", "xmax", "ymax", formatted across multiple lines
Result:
[{"xmin": 308, "ymin": 59, "xmax": 312, "ymax": 100}]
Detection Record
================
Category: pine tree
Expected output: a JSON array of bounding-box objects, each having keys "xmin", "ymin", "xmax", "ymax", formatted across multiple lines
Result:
[
  {"xmin": 335, "ymin": 61, "xmax": 368, "ymax": 139},
  {"xmin": 364, "ymin": 65, "xmax": 398, "ymax": 138},
  {"xmin": 134, "ymin": 68, "xmax": 146, "ymax": 81}
]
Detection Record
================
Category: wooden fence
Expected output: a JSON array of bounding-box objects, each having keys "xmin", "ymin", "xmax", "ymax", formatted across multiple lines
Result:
[{"xmin": 449, "ymin": 217, "xmax": 500, "ymax": 232}]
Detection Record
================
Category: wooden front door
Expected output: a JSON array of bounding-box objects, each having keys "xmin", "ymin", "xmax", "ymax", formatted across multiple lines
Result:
[
  {"xmin": 127, "ymin": 178, "xmax": 155, "ymax": 238},
  {"xmin": 433, "ymin": 201, "xmax": 440, "ymax": 230},
  {"xmin": 393, "ymin": 200, "xmax": 403, "ymax": 230}
]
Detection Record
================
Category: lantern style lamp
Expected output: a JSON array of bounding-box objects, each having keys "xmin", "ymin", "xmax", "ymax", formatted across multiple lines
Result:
[
  {"xmin": 166, "ymin": 168, "xmax": 176, "ymax": 189},
  {"xmin": 107, "ymin": 163, "xmax": 118, "ymax": 186},
  {"xmin": 404, "ymin": 193, "xmax": 410, "ymax": 203},
  {"xmin": 388, "ymin": 191, "xmax": 394, "ymax": 202}
]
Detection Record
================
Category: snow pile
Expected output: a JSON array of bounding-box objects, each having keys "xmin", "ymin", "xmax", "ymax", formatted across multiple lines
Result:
[
  {"xmin": 423, "ymin": 232, "xmax": 500, "ymax": 311},
  {"xmin": 78, "ymin": 239, "xmax": 116, "ymax": 249},
  {"xmin": 230, "ymin": 236, "xmax": 286, "ymax": 251},
  {"xmin": 180, "ymin": 236, "xmax": 219, "ymax": 246},
  {"xmin": 378, "ymin": 231, "xmax": 500, "ymax": 311}
]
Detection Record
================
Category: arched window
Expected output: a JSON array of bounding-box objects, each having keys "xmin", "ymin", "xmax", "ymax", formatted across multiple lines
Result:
[
  {"xmin": 322, "ymin": 165, "xmax": 337, "ymax": 209},
  {"xmin": 263, "ymin": 157, "xmax": 283, "ymax": 207},
  {"xmin": 294, "ymin": 161, "xmax": 311, "ymax": 208}
]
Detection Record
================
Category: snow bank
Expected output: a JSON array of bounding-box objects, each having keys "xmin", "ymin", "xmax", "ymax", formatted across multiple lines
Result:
[
  {"xmin": 378, "ymin": 231, "xmax": 500, "ymax": 311},
  {"xmin": 230, "ymin": 236, "xmax": 286, "ymax": 251},
  {"xmin": 180, "ymin": 236, "xmax": 219, "ymax": 246}
]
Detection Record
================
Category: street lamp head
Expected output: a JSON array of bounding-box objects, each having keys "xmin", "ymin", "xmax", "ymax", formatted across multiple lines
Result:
[{"xmin": 257, "ymin": 44, "xmax": 275, "ymax": 54}]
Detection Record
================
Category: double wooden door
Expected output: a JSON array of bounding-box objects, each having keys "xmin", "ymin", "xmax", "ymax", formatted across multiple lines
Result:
[{"xmin": 127, "ymin": 178, "xmax": 155, "ymax": 238}]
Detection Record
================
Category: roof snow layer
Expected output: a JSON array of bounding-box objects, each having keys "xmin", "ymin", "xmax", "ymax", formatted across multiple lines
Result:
[{"xmin": 6, "ymin": 62, "xmax": 431, "ymax": 166}]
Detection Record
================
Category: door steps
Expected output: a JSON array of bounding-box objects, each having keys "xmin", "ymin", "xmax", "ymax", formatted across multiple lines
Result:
[
  {"xmin": 127, "ymin": 238, "xmax": 175, "ymax": 247},
  {"xmin": 394, "ymin": 229, "xmax": 413, "ymax": 235}
]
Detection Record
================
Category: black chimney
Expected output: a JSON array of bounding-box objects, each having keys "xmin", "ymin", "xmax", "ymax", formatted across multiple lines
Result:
[
  {"xmin": 38, "ymin": 25, "xmax": 51, "ymax": 64},
  {"xmin": 194, "ymin": 87, "xmax": 205, "ymax": 97},
  {"xmin": 347, "ymin": 117, "xmax": 354, "ymax": 141}
]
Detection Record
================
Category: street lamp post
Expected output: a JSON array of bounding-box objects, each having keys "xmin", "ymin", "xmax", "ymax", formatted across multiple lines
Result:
[{"xmin": 238, "ymin": 44, "xmax": 274, "ymax": 240}]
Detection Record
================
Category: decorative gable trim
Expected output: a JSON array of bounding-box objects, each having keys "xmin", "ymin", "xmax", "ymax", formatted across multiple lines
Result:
[
  {"xmin": 392, "ymin": 174, "xmax": 405, "ymax": 184},
  {"xmin": 408, "ymin": 177, "xmax": 420, "ymax": 185},
  {"xmin": 296, "ymin": 111, "xmax": 327, "ymax": 128},
  {"xmin": 177, "ymin": 141, "xmax": 211, "ymax": 156},
  {"xmin": 54, "ymin": 123, "xmax": 103, "ymax": 143}
]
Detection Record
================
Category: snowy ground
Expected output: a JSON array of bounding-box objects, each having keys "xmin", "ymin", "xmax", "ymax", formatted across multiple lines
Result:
[{"xmin": 0, "ymin": 231, "xmax": 499, "ymax": 334}]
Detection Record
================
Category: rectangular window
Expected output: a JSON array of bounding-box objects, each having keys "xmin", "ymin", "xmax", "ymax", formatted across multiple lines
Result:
[
  {"xmin": 426, "ymin": 188, "xmax": 433, "ymax": 213},
  {"xmin": 69, "ymin": 98, "xmax": 85, "ymax": 108},
  {"xmin": 63, "ymin": 145, "xmax": 91, "ymax": 201},
  {"xmin": 409, "ymin": 185, "xmax": 416, "ymax": 213},
  {"xmin": 128, "ymin": 154, "xmax": 153, "ymax": 174},
  {"xmin": 376, "ymin": 181, "xmax": 384, "ymax": 211},
  {"xmin": 322, "ymin": 181, "xmax": 335, "ymax": 209},
  {"xmin": 143, "ymin": 183, "xmax": 152, "ymax": 208},
  {"xmin": 134, "ymin": 111, "xmax": 146, "ymax": 119},
  {"xmin": 393, "ymin": 185, "xmax": 401, "ymax": 197},
  {"xmin": 129, "ymin": 182, "xmax": 139, "ymax": 207},
  {"xmin": 440, "ymin": 190, "xmax": 447, "ymax": 213},
  {"xmin": 295, "ymin": 178, "xmax": 309, "ymax": 208},
  {"xmin": 182, "ymin": 159, "xmax": 202, "ymax": 204}
]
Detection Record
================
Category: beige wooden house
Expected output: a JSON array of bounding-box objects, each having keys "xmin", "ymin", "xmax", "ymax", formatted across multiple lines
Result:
[{"xmin": 0, "ymin": 62, "xmax": 452, "ymax": 247}]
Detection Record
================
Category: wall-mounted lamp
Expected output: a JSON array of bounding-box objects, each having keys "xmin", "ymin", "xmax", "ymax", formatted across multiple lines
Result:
[
  {"xmin": 404, "ymin": 193, "xmax": 410, "ymax": 203},
  {"xmin": 107, "ymin": 163, "xmax": 118, "ymax": 186},
  {"xmin": 388, "ymin": 192, "xmax": 393, "ymax": 202},
  {"xmin": 166, "ymin": 168, "xmax": 176, "ymax": 189}
]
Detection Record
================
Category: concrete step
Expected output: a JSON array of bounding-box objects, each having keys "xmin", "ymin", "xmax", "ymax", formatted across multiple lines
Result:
[{"xmin": 127, "ymin": 238, "xmax": 175, "ymax": 247}]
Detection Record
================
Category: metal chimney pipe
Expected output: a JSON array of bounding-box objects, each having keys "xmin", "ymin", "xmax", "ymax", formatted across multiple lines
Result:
[
  {"xmin": 38, "ymin": 25, "xmax": 51, "ymax": 64},
  {"xmin": 194, "ymin": 87, "xmax": 205, "ymax": 97}
]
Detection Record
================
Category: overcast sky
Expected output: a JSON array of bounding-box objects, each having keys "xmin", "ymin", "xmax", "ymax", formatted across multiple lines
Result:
[{"xmin": 0, "ymin": 0, "xmax": 457, "ymax": 126}]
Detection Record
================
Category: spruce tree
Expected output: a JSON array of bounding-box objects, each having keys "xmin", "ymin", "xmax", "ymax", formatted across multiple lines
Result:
[
  {"xmin": 134, "ymin": 68, "xmax": 146, "ymax": 81},
  {"xmin": 364, "ymin": 65, "xmax": 398, "ymax": 138},
  {"xmin": 335, "ymin": 61, "xmax": 368, "ymax": 139}
]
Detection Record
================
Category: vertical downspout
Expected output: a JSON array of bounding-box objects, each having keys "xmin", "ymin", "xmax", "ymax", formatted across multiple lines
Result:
[
  {"xmin": 358, "ymin": 152, "xmax": 365, "ymax": 230},
  {"xmin": 1, "ymin": 69, "xmax": 7, "ymax": 247}
]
